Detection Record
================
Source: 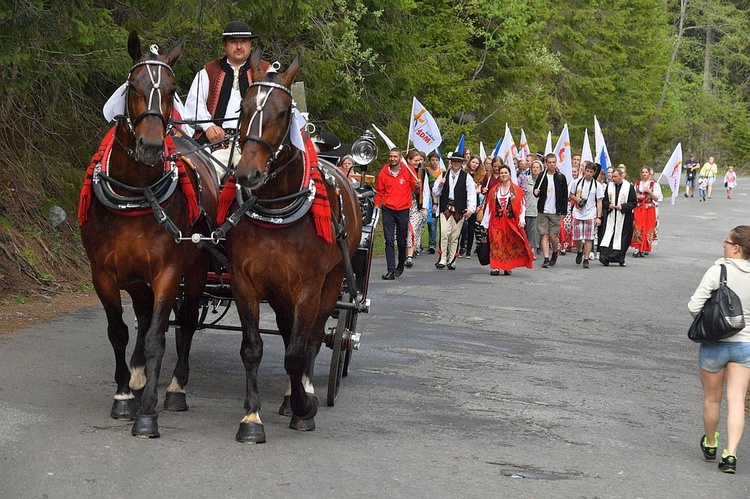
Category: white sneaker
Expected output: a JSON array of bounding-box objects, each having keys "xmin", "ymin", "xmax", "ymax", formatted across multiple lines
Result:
[{"xmin": 589, "ymin": 252, "xmax": 595, "ymax": 260}]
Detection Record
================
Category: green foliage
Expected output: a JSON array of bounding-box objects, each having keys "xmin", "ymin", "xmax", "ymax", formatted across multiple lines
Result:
[{"xmin": 3, "ymin": 0, "xmax": 750, "ymax": 216}]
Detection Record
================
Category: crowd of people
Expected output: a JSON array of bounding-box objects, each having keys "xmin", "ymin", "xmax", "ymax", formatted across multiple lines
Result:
[
  {"xmin": 683, "ymin": 154, "xmax": 738, "ymax": 201},
  {"xmin": 102, "ymin": 18, "xmax": 749, "ymax": 475},
  {"xmin": 374, "ymin": 145, "xmax": 671, "ymax": 278}
]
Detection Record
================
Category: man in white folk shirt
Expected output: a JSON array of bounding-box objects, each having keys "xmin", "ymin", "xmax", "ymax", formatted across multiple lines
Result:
[
  {"xmin": 184, "ymin": 21, "xmax": 270, "ymax": 182},
  {"xmin": 432, "ymin": 151, "xmax": 477, "ymax": 270}
]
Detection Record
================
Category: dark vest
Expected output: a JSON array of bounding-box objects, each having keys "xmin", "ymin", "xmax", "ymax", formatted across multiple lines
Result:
[
  {"xmin": 439, "ymin": 170, "xmax": 469, "ymax": 213},
  {"xmin": 204, "ymin": 57, "xmax": 271, "ymax": 126}
]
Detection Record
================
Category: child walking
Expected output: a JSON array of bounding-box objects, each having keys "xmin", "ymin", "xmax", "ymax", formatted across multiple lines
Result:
[
  {"xmin": 724, "ymin": 165, "xmax": 737, "ymax": 199},
  {"xmin": 698, "ymin": 175, "xmax": 708, "ymax": 202}
]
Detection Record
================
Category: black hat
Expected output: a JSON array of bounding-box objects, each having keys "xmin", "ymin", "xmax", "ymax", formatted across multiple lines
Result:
[
  {"xmin": 221, "ymin": 21, "xmax": 259, "ymax": 40},
  {"xmin": 449, "ymin": 151, "xmax": 464, "ymax": 161}
]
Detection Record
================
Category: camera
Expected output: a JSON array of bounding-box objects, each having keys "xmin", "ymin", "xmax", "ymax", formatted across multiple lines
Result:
[{"xmin": 577, "ymin": 198, "xmax": 587, "ymax": 208}]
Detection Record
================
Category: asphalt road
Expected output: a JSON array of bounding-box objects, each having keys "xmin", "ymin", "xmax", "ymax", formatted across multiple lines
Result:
[{"xmin": 2, "ymin": 180, "xmax": 750, "ymax": 498}]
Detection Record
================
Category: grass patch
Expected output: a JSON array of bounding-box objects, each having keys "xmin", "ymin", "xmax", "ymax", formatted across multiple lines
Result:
[{"xmin": 0, "ymin": 216, "xmax": 12, "ymax": 231}]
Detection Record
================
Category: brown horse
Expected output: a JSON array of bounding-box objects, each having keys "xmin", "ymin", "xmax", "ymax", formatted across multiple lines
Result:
[
  {"xmin": 225, "ymin": 50, "xmax": 362, "ymax": 443},
  {"xmin": 80, "ymin": 32, "xmax": 218, "ymax": 438}
]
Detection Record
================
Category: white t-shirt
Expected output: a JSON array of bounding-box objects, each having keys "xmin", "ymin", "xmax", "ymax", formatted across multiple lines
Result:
[
  {"xmin": 543, "ymin": 173, "xmax": 557, "ymax": 214},
  {"xmin": 568, "ymin": 178, "xmax": 604, "ymax": 220}
]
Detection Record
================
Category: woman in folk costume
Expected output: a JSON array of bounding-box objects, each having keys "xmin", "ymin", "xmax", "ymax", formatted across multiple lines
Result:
[
  {"xmin": 599, "ymin": 166, "xmax": 637, "ymax": 267},
  {"xmin": 404, "ymin": 150, "xmax": 426, "ymax": 268},
  {"xmin": 480, "ymin": 164, "xmax": 534, "ymax": 276},
  {"xmin": 631, "ymin": 166, "xmax": 663, "ymax": 257}
]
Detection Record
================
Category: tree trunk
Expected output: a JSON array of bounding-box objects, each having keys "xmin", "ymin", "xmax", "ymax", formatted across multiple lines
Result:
[
  {"xmin": 703, "ymin": 23, "xmax": 714, "ymax": 91},
  {"xmin": 658, "ymin": 0, "xmax": 687, "ymax": 109}
]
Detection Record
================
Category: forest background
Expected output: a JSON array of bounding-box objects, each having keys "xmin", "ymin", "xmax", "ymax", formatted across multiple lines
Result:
[{"xmin": 1, "ymin": 0, "xmax": 749, "ymax": 299}]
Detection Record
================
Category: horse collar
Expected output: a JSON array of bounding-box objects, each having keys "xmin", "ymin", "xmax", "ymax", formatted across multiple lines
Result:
[{"xmin": 92, "ymin": 138, "xmax": 180, "ymax": 213}]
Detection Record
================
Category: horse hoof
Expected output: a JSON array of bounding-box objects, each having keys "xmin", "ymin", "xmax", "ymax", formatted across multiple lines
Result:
[
  {"xmin": 164, "ymin": 392, "xmax": 188, "ymax": 412},
  {"xmin": 278, "ymin": 395, "xmax": 292, "ymax": 417},
  {"xmin": 289, "ymin": 415, "xmax": 316, "ymax": 431},
  {"xmin": 110, "ymin": 399, "xmax": 136, "ymax": 420},
  {"xmin": 289, "ymin": 395, "xmax": 318, "ymax": 431},
  {"xmin": 236, "ymin": 422, "xmax": 266, "ymax": 444},
  {"xmin": 131, "ymin": 414, "xmax": 160, "ymax": 438}
]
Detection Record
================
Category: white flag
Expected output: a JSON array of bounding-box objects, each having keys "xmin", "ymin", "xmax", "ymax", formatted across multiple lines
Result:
[
  {"xmin": 659, "ymin": 142, "xmax": 683, "ymax": 205},
  {"xmin": 371, "ymin": 122, "xmax": 411, "ymax": 171},
  {"xmin": 479, "ymin": 141, "xmax": 487, "ymax": 162},
  {"xmin": 581, "ymin": 129, "xmax": 594, "ymax": 164},
  {"xmin": 496, "ymin": 123, "xmax": 518, "ymax": 184},
  {"xmin": 518, "ymin": 129, "xmax": 530, "ymax": 160},
  {"xmin": 554, "ymin": 123, "xmax": 573, "ymax": 183},
  {"xmin": 545, "ymin": 131, "xmax": 553, "ymax": 155},
  {"xmin": 409, "ymin": 97, "xmax": 442, "ymax": 154}
]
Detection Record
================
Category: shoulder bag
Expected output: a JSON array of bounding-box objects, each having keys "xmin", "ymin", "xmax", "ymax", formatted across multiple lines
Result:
[
  {"xmin": 474, "ymin": 225, "xmax": 490, "ymax": 266},
  {"xmin": 688, "ymin": 264, "xmax": 745, "ymax": 343}
]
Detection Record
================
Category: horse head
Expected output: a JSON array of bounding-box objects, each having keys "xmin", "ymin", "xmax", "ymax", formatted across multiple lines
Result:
[
  {"xmin": 123, "ymin": 31, "xmax": 184, "ymax": 166},
  {"xmin": 235, "ymin": 49, "xmax": 301, "ymax": 190}
]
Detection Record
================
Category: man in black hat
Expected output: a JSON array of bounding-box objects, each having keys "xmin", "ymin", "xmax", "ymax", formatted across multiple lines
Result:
[
  {"xmin": 683, "ymin": 152, "xmax": 699, "ymax": 198},
  {"xmin": 431, "ymin": 151, "xmax": 477, "ymax": 270},
  {"xmin": 185, "ymin": 21, "xmax": 269, "ymax": 181}
]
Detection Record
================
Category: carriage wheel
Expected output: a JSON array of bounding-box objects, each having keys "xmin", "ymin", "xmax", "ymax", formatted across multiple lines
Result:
[
  {"xmin": 327, "ymin": 308, "xmax": 349, "ymax": 407},
  {"xmin": 342, "ymin": 310, "xmax": 358, "ymax": 378}
]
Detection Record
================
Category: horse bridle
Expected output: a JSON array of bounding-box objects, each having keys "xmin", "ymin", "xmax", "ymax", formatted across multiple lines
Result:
[
  {"xmin": 239, "ymin": 80, "xmax": 296, "ymax": 181},
  {"xmin": 123, "ymin": 59, "xmax": 175, "ymax": 137}
]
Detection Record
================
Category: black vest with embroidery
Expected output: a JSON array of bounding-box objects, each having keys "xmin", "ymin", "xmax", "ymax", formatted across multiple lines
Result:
[{"xmin": 439, "ymin": 170, "xmax": 469, "ymax": 213}]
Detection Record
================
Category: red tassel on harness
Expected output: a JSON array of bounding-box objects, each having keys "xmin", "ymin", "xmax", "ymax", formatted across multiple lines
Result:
[
  {"xmin": 213, "ymin": 137, "xmax": 333, "ymax": 243},
  {"xmin": 166, "ymin": 135, "xmax": 200, "ymax": 225},
  {"xmin": 217, "ymin": 177, "xmax": 237, "ymax": 225},
  {"xmin": 78, "ymin": 129, "xmax": 201, "ymax": 226},
  {"xmin": 78, "ymin": 127, "xmax": 116, "ymax": 226}
]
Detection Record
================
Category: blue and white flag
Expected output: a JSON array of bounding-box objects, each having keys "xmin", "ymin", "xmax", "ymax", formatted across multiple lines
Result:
[
  {"xmin": 594, "ymin": 115, "xmax": 612, "ymax": 177},
  {"xmin": 454, "ymin": 134, "xmax": 466, "ymax": 156}
]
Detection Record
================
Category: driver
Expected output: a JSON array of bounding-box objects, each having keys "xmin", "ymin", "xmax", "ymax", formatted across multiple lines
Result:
[{"xmin": 184, "ymin": 21, "xmax": 270, "ymax": 182}]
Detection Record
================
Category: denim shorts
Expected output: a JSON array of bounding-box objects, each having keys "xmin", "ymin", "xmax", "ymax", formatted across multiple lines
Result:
[{"xmin": 698, "ymin": 341, "xmax": 750, "ymax": 372}]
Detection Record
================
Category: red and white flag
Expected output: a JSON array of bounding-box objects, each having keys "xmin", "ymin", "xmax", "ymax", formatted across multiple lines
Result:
[
  {"xmin": 554, "ymin": 124, "xmax": 573, "ymax": 182},
  {"xmin": 408, "ymin": 97, "xmax": 442, "ymax": 154},
  {"xmin": 518, "ymin": 129, "xmax": 530, "ymax": 161},
  {"xmin": 496, "ymin": 123, "xmax": 518, "ymax": 183},
  {"xmin": 659, "ymin": 142, "xmax": 683, "ymax": 205}
]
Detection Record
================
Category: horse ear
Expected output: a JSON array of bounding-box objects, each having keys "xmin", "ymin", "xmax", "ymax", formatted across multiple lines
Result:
[
  {"xmin": 165, "ymin": 39, "xmax": 186, "ymax": 68},
  {"xmin": 280, "ymin": 54, "xmax": 301, "ymax": 88},
  {"xmin": 127, "ymin": 31, "xmax": 142, "ymax": 62},
  {"xmin": 250, "ymin": 48, "xmax": 265, "ymax": 81}
]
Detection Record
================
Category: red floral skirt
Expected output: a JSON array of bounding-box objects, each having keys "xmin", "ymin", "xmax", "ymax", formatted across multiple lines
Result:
[{"xmin": 488, "ymin": 216, "xmax": 534, "ymax": 270}]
